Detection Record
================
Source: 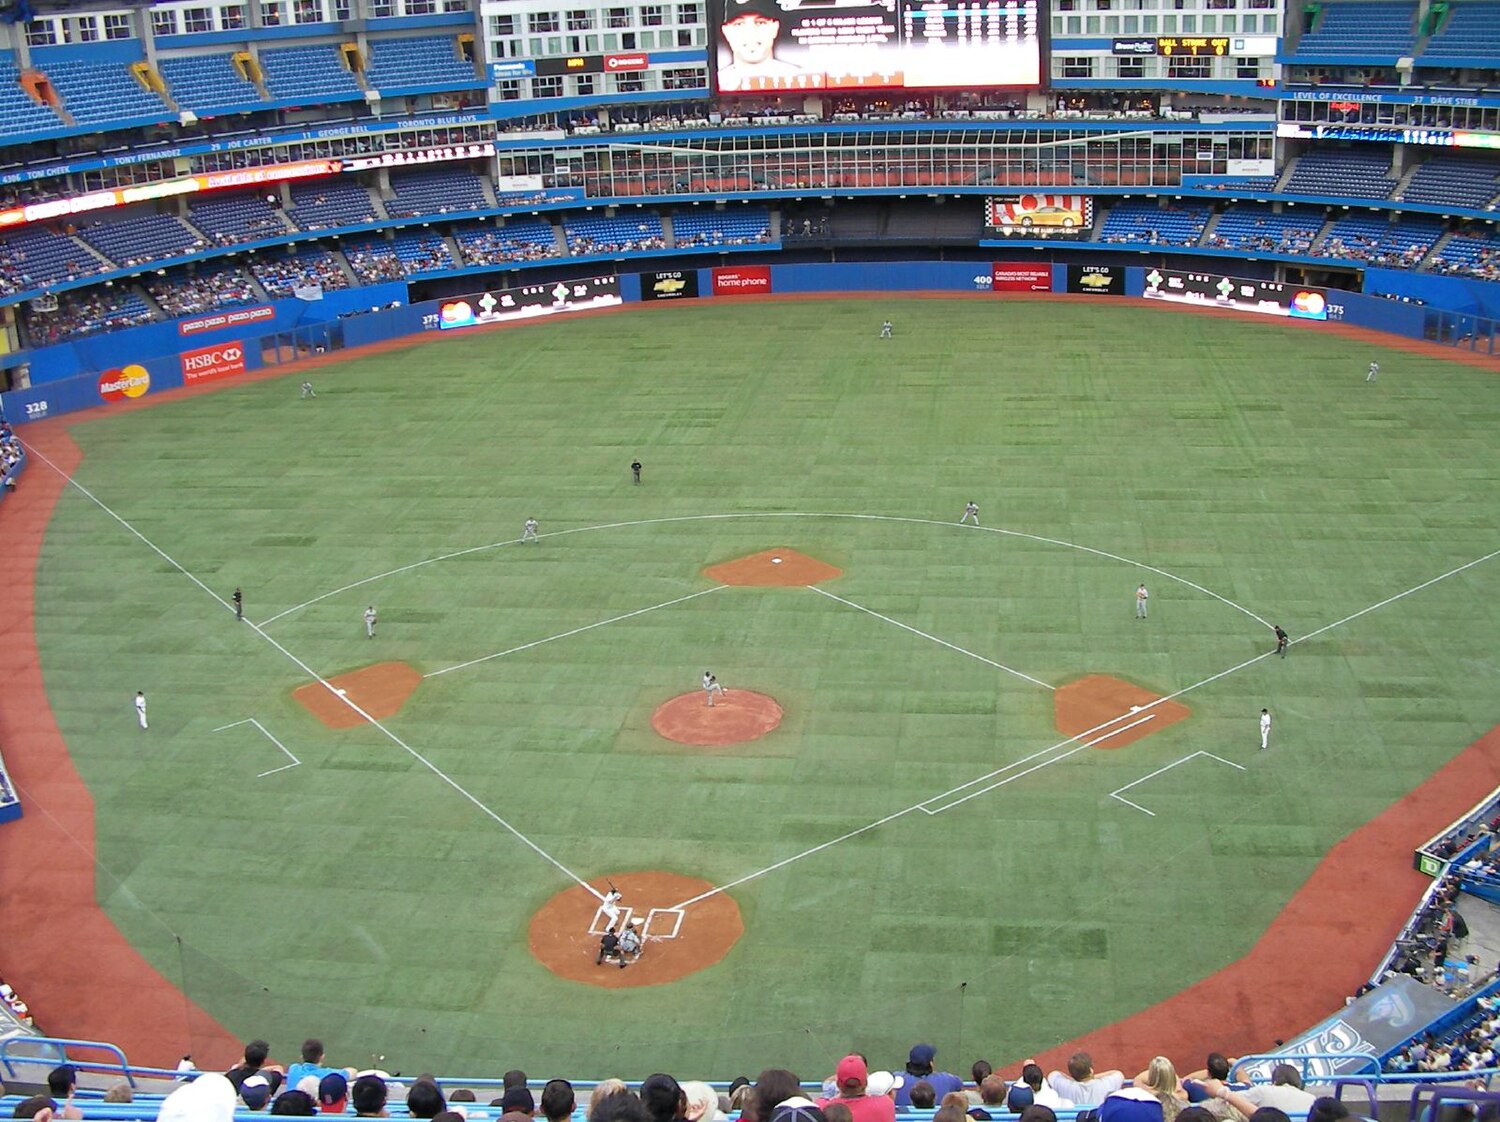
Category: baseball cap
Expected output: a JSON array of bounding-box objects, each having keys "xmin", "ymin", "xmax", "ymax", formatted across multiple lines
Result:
[
  {"xmin": 318, "ymin": 1072, "xmax": 348, "ymax": 1109},
  {"xmin": 502, "ymin": 1087, "xmax": 537, "ymax": 1113},
  {"xmin": 771, "ymin": 1104, "xmax": 827, "ymax": 1122},
  {"xmin": 836, "ymin": 1055, "xmax": 868, "ymax": 1088},
  {"xmin": 240, "ymin": 1074, "xmax": 273, "ymax": 1110},
  {"xmin": 866, "ymin": 1072, "xmax": 904, "ymax": 1097},
  {"xmin": 909, "ymin": 1044, "xmax": 937, "ymax": 1066}
]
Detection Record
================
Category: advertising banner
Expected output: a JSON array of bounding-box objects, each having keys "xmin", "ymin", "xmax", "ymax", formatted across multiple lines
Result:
[
  {"xmin": 712, "ymin": 265, "xmax": 772, "ymax": 295},
  {"xmin": 1143, "ymin": 268, "xmax": 1329, "ymax": 320},
  {"xmin": 97, "ymin": 364, "xmax": 151, "ymax": 402},
  {"xmin": 1067, "ymin": 265, "xmax": 1125, "ymax": 296},
  {"xmin": 180, "ymin": 341, "xmax": 246, "ymax": 384},
  {"xmin": 179, "ymin": 305, "xmax": 274, "ymax": 337},
  {"xmin": 991, "ymin": 263, "xmax": 1053, "ymax": 293},
  {"xmin": 437, "ymin": 275, "xmax": 622, "ymax": 330},
  {"xmin": 643, "ymin": 270, "xmax": 700, "ymax": 301}
]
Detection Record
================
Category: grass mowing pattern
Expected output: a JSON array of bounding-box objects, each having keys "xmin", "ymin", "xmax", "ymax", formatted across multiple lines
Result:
[{"xmin": 33, "ymin": 299, "xmax": 1500, "ymax": 1075}]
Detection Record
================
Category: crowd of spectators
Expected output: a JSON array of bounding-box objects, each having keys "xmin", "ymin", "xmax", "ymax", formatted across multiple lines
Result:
[
  {"xmin": 251, "ymin": 250, "xmax": 350, "ymax": 298},
  {"xmin": 1320, "ymin": 235, "xmax": 1433, "ymax": 269},
  {"xmin": 457, "ymin": 228, "xmax": 562, "ymax": 266},
  {"xmin": 146, "ymin": 268, "xmax": 260, "ymax": 318},
  {"xmin": 674, "ymin": 226, "xmax": 772, "ymax": 249},
  {"xmin": 343, "ymin": 244, "xmax": 407, "ymax": 284},
  {"xmin": 22, "ymin": 288, "xmax": 153, "ymax": 346}
]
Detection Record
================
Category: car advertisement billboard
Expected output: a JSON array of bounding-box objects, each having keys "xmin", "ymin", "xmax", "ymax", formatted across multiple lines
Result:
[
  {"xmin": 1067, "ymin": 265, "xmax": 1125, "ymax": 296},
  {"xmin": 986, "ymin": 195, "xmax": 1094, "ymax": 238},
  {"xmin": 643, "ymin": 270, "xmax": 701, "ymax": 301}
]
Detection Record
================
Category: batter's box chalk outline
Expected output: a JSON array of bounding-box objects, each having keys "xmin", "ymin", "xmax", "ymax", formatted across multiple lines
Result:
[
  {"xmin": 645, "ymin": 907, "xmax": 685, "ymax": 940},
  {"xmin": 213, "ymin": 718, "xmax": 301, "ymax": 778},
  {"xmin": 1109, "ymin": 750, "xmax": 1246, "ymax": 817},
  {"xmin": 588, "ymin": 905, "xmax": 635, "ymax": 936}
]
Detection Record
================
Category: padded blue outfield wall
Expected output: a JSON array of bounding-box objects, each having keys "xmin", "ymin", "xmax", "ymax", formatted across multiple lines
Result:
[{"xmin": 0, "ymin": 263, "xmax": 1469, "ymax": 425}]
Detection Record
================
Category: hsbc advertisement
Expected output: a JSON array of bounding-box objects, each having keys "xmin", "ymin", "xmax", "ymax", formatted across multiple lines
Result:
[
  {"xmin": 181, "ymin": 341, "xmax": 247, "ymax": 384},
  {"xmin": 991, "ymin": 262, "xmax": 1053, "ymax": 293},
  {"xmin": 712, "ymin": 265, "xmax": 772, "ymax": 295}
]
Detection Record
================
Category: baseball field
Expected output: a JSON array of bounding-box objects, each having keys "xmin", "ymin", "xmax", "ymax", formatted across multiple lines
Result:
[{"xmin": 8, "ymin": 296, "xmax": 1500, "ymax": 1079}]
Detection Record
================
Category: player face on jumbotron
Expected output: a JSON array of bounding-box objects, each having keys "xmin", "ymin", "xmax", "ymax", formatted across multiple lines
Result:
[{"xmin": 722, "ymin": 12, "xmax": 781, "ymax": 64}]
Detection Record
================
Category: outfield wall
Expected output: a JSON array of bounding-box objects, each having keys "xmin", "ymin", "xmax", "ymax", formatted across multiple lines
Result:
[{"xmin": 0, "ymin": 261, "xmax": 1472, "ymax": 425}]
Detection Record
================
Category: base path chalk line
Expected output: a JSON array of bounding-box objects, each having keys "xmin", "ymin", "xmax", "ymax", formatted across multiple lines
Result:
[
  {"xmin": 1109, "ymin": 751, "xmax": 1247, "ymax": 817},
  {"xmin": 667, "ymin": 544, "xmax": 1500, "ymax": 910},
  {"xmin": 213, "ymin": 718, "xmax": 301, "ymax": 778},
  {"xmin": 425, "ymin": 585, "xmax": 726, "ymax": 679},
  {"xmin": 255, "ymin": 511, "xmax": 1272, "ymax": 632},
  {"xmin": 24, "ymin": 444, "xmax": 603, "ymax": 903},
  {"xmin": 809, "ymin": 585, "xmax": 1055, "ymax": 690}
]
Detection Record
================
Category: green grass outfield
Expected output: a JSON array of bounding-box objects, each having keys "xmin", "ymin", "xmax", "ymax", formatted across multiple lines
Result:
[{"xmin": 33, "ymin": 297, "xmax": 1500, "ymax": 1076}]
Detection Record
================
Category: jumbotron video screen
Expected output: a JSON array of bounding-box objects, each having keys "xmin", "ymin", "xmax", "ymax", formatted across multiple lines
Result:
[{"xmin": 712, "ymin": 0, "xmax": 1043, "ymax": 93}]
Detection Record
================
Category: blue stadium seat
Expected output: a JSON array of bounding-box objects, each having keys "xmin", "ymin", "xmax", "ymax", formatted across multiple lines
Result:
[
  {"xmin": 289, "ymin": 181, "xmax": 377, "ymax": 231},
  {"xmin": 1209, "ymin": 204, "xmax": 1323, "ymax": 255},
  {"xmin": 1284, "ymin": 149, "xmax": 1397, "ymax": 199},
  {"xmin": 147, "ymin": 264, "xmax": 262, "ymax": 318},
  {"xmin": 1430, "ymin": 230, "xmax": 1500, "ymax": 277},
  {"xmin": 1321, "ymin": 212, "xmax": 1444, "ymax": 267},
  {"xmin": 0, "ymin": 52, "xmax": 64, "ymax": 138},
  {"xmin": 1097, "ymin": 201, "xmax": 1210, "ymax": 246},
  {"xmin": 386, "ymin": 169, "xmax": 490, "ymax": 218},
  {"xmin": 40, "ymin": 58, "xmax": 168, "ymax": 126},
  {"xmin": 251, "ymin": 246, "xmax": 351, "ymax": 297},
  {"xmin": 189, "ymin": 192, "xmax": 291, "ymax": 246},
  {"xmin": 564, "ymin": 213, "xmax": 666, "ymax": 253},
  {"xmin": 77, "ymin": 213, "xmax": 206, "ymax": 268},
  {"xmin": 0, "ymin": 226, "xmax": 108, "ymax": 295},
  {"xmin": 1420, "ymin": 1, "xmax": 1500, "ymax": 61},
  {"xmin": 671, "ymin": 208, "xmax": 773, "ymax": 248},
  {"xmin": 159, "ymin": 53, "xmax": 265, "ymax": 113},
  {"xmin": 453, "ymin": 219, "xmax": 561, "ymax": 265},
  {"xmin": 1293, "ymin": 1, "xmax": 1418, "ymax": 56},
  {"xmin": 23, "ymin": 287, "xmax": 153, "ymax": 347},
  {"xmin": 364, "ymin": 35, "xmax": 478, "ymax": 91},
  {"xmin": 259, "ymin": 44, "xmax": 362, "ymax": 101},
  {"xmin": 1401, "ymin": 155, "xmax": 1500, "ymax": 210}
]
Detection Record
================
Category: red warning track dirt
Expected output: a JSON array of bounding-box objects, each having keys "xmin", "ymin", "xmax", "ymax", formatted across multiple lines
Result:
[
  {"xmin": 0, "ymin": 424, "xmax": 240, "ymax": 1068},
  {"xmin": 292, "ymin": 661, "xmax": 421, "ymax": 728},
  {"xmin": 652, "ymin": 690, "xmax": 784, "ymax": 746},
  {"xmin": 704, "ymin": 548, "xmax": 841, "ymax": 586},
  {"xmin": 1054, "ymin": 674, "xmax": 1191, "ymax": 749},
  {"xmin": 529, "ymin": 872, "xmax": 743, "ymax": 988}
]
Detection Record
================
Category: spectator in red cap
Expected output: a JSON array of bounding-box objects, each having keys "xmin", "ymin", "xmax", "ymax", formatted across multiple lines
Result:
[
  {"xmin": 819, "ymin": 1055, "xmax": 895, "ymax": 1122},
  {"xmin": 318, "ymin": 1073, "xmax": 348, "ymax": 1114}
]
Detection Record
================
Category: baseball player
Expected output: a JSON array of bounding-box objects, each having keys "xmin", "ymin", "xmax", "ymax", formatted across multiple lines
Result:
[
  {"xmin": 134, "ymin": 690, "xmax": 148, "ymax": 730},
  {"xmin": 1136, "ymin": 583, "xmax": 1149, "ymax": 619},
  {"xmin": 233, "ymin": 587, "xmax": 243, "ymax": 621},
  {"xmin": 1366, "ymin": 361, "xmax": 1379, "ymax": 383},
  {"xmin": 631, "ymin": 459, "xmax": 642, "ymax": 484},
  {"xmin": 364, "ymin": 605, "xmax": 377, "ymax": 639},
  {"xmin": 601, "ymin": 888, "xmax": 623, "ymax": 927},
  {"xmin": 619, "ymin": 918, "xmax": 643, "ymax": 965},
  {"xmin": 1260, "ymin": 707, "xmax": 1272, "ymax": 750},
  {"xmin": 1274, "ymin": 624, "xmax": 1289, "ymax": 658},
  {"xmin": 522, "ymin": 517, "xmax": 539, "ymax": 543},
  {"xmin": 300, "ymin": 380, "xmax": 317, "ymax": 398},
  {"xmin": 879, "ymin": 320, "xmax": 893, "ymax": 339},
  {"xmin": 596, "ymin": 927, "xmax": 622, "ymax": 966},
  {"xmin": 960, "ymin": 500, "xmax": 980, "ymax": 526},
  {"xmin": 703, "ymin": 672, "xmax": 727, "ymax": 707}
]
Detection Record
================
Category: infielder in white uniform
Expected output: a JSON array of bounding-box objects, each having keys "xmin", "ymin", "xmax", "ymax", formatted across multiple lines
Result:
[
  {"xmin": 364, "ymin": 605, "xmax": 377, "ymax": 638},
  {"xmin": 1136, "ymin": 583, "xmax": 1150, "ymax": 619},
  {"xmin": 135, "ymin": 690, "xmax": 148, "ymax": 730},
  {"xmin": 703, "ymin": 672, "xmax": 727, "ymax": 707},
  {"xmin": 960, "ymin": 501, "xmax": 980, "ymax": 526},
  {"xmin": 522, "ymin": 517, "xmax": 539, "ymax": 543},
  {"xmin": 1260, "ymin": 707, "xmax": 1272, "ymax": 750}
]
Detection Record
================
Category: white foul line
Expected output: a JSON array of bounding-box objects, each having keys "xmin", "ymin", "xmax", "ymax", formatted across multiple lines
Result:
[
  {"xmin": 26, "ymin": 444, "xmax": 602, "ymax": 902},
  {"xmin": 213, "ymin": 718, "xmax": 301, "ymax": 777},
  {"xmin": 1109, "ymin": 750, "xmax": 1247, "ymax": 817},
  {"xmin": 809, "ymin": 586, "xmax": 1055, "ymax": 690},
  {"xmin": 425, "ymin": 586, "xmax": 726, "ymax": 679}
]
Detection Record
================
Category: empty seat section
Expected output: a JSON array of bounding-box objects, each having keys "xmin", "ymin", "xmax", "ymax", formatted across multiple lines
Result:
[
  {"xmin": 1294, "ymin": 1, "xmax": 1418, "ymax": 55},
  {"xmin": 1421, "ymin": 1, "xmax": 1500, "ymax": 59},
  {"xmin": 41, "ymin": 58, "xmax": 167, "ymax": 125},
  {"xmin": 259, "ymin": 44, "xmax": 361, "ymax": 100},
  {"xmin": 671, "ymin": 209, "xmax": 773, "ymax": 247},
  {"xmin": 1097, "ymin": 202, "xmax": 1210, "ymax": 246},
  {"xmin": 0, "ymin": 227, "xmax": 107, "ymax": 294},
  {"xmin": 1402, "ymin": 155, "xmax": 1500, "ymax": 208},
  {"xmin": 78, "ymin": 213, "xmax": 204, "ymax": 267},
  {"xmin": 0, "ymin": 52, "xmax": 64, "ymax": 137},
  {"xmin": 159, "ymin": 52, "xmax": 264, "ymax": 112},
  {"xmin": 364, "ymin": 36, "xmax": 476, "ymax": 90},
  {"xmin": 1284, "ymin": 149, "xmax": 1396, "ymax": 198},
  {"xmin": 386, "ymin": 169, "xmax": 489, "ymax": 217},
  {"xmin": 289, "ymin": 181, "xmax": 376, "ymax": 231}
]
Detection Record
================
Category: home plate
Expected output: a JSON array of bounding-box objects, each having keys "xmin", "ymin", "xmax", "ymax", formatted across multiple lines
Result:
[{"xmin": 771, "ymin": 557, "xmax": 783, "ymax": 564}]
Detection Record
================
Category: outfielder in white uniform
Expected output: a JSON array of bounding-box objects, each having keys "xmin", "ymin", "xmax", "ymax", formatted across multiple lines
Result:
[
  {"xmin": 960, "ymin": 501, "xmax": 980, "ymax": 526},
  {"xmin": 364, "ymin": 605, "xmax": 377, "ymax": 638},
  {"xmin": 1136, "ymin": 584, "xmax": 1149, "ymax": 619},
  {"xmin": 1260, "ymin": 708, "xmax": 1272, "ymax": 750},
  {"xmin": 522, "ymin": 518, "xmax": 539, "ymax": 543},
  {"xmin": 703, "ymin": 672, "xmax": 727, "ymax": 707},
  {"xmin": 1367, "ymin": 361, "xmax": 1379, "ymax": 383},
  {"xmin": 879, "ymin": 320, "xmax": 893, "ymax": 339},
  {"xmin": 135, "ymin": 691, "xmax": 148, "ymax": 730}
]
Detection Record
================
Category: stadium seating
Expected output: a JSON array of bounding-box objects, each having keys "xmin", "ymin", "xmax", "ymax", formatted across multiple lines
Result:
[
  {"xmin": 1430, "ymin": 230, "xmax": 1500, "ymax": 278},
  {"xmin": 22, "ymin": 286, "xmax": 153, "ymax": 347},
  {"xmin": 564, "ymin": 213, "xmax": 666, "ymax": 253},
  {"xmin": 0, "ymin": 226, "xmax": 108, "ymax": 295},
  {"xmin": 364, "ymin": 35, "xmax": 478, "ymax": 91},
  {"xmin": 158, "ymin": 53, "xmax": 265, "ymax": 114},
  {"xmin": 1420, "ymin": 0, "xmax": 1500, "ymax": 61},
  {"xmin": 77, "ymin": 213, "xmax": 206, "ymax": 268},
  {"xmin": 251, "ymin": 246, "xmax": 351, "ymax": 297},
  {"xmin": 258, "ymin": 44, "xmax": 362, "ymax": 101},
  {"xmin": 1292, "ymin": 1, "xmax": 1419, "ymax": 56},
  {"xmin": 147, "ymin": 264, "xmax": 261, "ymax": 318},
  {"xmin": 0, "ymin": 52, "xmax": 64, "ymax": 137},
  {"xmin": 340, "ymin": 235, "xmax": 407, "ymax": 284},
  {"xmin": 1284, "ymin": 149, "xmax": 1397, "ymax": 199},
  {"xmin": 289, "ymin": 181, "xmax": 378, "ymax": 231},
  {"xmin": 391, "ymin": 229, "xmax": 456, "ymax": 274},
  {"xmin": 40, "ymin": 58, "xmax": 168, "ymax": 125},
  {"xmin": 671, "ymin": 208, "xmax": 773, "ymax": 248},
  {"xmin": 385, "ymin": 168, "xmax": 491, "ymax": 217},
  {"xmin": 1209, "ymin": 204, "xmax": 1323, "ymax": 255},
  {"xmin": 1097, "ymin": 201, "xmax": 1210, "ymax": 246},
  {"xmin": 1321, "ymin": 212, "xmax": 1444, "ymax": 266},
  {"xmin": 453, "ymin": 219, "xmax": 561, "ymax": 265},
  {"xmin": 1401, "ymin": 155, "xmax": 1500, "ymax": 210},
  {"xmin": 189, "ymin": 192, "xmax": 292, "ymax": 246}
]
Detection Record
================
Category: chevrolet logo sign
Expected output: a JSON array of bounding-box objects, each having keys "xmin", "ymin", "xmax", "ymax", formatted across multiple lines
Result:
[
  {"xmin": 1078, "ymin": 272, "xmax": 1113, "ymax": 288},
  {"xmin": 654, "ymin": 278, "xmax": 686, "ymax": 292}
]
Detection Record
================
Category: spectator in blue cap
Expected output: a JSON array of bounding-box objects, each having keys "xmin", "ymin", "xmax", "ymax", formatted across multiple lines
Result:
[{"xmin": 896, "ymin": 1047, "xmax": 962, "ymax": 1107}]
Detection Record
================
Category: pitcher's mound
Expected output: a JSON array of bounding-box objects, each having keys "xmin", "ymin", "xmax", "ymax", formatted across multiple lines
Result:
[
  {"xmin": 1055, "ymin": 674, "xmax": 1190, "ymax": 749},
  {"xmin": 652, "ymin": 690, "xmax": 783, "ymax": 746},
  {"xmin": 705, "ymin": 548, "xmax": 841, "ymax": 586},
  {"xmin": 530, "ymin": 871, "xmax": 743, "ymax": 988},
  {"xmin": 293, "ymin": 662, "xmax": 422, "ymax": 729}
]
